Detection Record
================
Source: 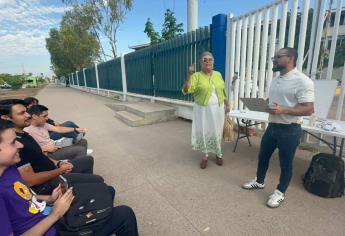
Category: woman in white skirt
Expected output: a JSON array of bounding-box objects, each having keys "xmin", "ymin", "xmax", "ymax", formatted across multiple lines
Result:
[{"xmin": 182, "ymin": 51, "xmax": 229, "ymax": 169}]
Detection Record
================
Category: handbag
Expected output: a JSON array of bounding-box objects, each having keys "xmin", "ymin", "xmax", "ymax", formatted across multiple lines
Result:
[{"xmin": 223, "ymin": 116, "xmax": 236, "ymax": 142}]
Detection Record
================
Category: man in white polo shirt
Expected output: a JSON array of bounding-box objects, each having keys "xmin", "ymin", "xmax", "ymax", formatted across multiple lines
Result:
[{"xmin": 242, "ymin": 47, "xmax": 314, "ymax": 208}]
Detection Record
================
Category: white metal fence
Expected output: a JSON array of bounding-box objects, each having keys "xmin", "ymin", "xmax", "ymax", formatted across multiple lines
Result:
[{"xmin": 225, "ymin": 0, "xmax": 345, "ymax": 120}]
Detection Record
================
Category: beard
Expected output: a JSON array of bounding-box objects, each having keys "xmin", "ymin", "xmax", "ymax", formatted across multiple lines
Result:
[
  {"xmin": 22, "ymin": 118, "xmax": 31, "ymax": 128},
  {"xmin": 272, "ymin": 64, "xmax": 285, "ymax": 72}
]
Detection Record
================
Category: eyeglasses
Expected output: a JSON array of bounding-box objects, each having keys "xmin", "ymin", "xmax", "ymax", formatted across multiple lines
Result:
[
  {"xmin": 202, "ymin": 58, "xmax": 214, "ymax": 63},
  {"xmin": 271, "ymin": 54, "xmax": 289, "ymax": 61}
]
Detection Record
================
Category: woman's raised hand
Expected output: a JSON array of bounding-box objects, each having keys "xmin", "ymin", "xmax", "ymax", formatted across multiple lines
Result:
[{"xmin": 188, "ymin": 64, "xmax": 195, "ymax": 75}]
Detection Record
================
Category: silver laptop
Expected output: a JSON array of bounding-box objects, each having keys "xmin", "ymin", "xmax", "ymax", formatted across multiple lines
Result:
[{"xmin": 240, "ymin": 98, "xmax": 269, "ymax": 113}]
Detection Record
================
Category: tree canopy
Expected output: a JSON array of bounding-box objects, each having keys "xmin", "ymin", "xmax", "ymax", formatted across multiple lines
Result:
[
  {"xmin": 144, "ymin": 9, "xmax": 184, "ymax": 45},
  {"xmin": 46, "ymin": 5, "xmax": 100, "ymax": 77}
]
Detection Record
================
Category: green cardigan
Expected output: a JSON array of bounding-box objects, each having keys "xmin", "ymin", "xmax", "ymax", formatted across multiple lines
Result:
[{"xmin": 183, "ymin": 70, "xmax": 227, "ymax": 106}]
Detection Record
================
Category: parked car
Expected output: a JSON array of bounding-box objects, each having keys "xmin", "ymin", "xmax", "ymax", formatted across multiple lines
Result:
[{"xmin": 0, "ymin": 83, "xmax": 12, "ymax": 89}]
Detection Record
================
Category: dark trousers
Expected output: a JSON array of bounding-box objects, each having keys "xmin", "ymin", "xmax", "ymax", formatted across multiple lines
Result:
[
  {"xmin": 68, "ymin": 155, "xmax": 94, "ymax": 174},
  {"xmin": 48, "ymin": 139, "xmax": 87, "ymax": 161},
  {"xmin": 94, "ymin": 186, "xmax": 139, "ymax": 236},
  {"xmin": 256, "ymin": 123, "xmax": 302, "ymax": 193},
  {"xmin": 49, "ymin": 121, "xmax": 79, "ymax": 141},
  {"xmin": 94, "ymin": 205, "xmax": 139, "ymax": 236},
  {"xmin": 32, "ymin": 170, "xmax": 100, "ymax": 195}
]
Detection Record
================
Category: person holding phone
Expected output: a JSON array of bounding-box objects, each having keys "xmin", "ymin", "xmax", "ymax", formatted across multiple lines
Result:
[
  {"xmin": 58, "ymin": 175, "xmax": 68, "ymax": 193},
  {"xmin": 0, "ymin": 119, "xmax": 139, "ymax": 236},
  {"xmin": 0, "ymin": 119, "xmax": 74, "ymax": 236},
  {"xmin": 182, "ymin": 51, "xmax": 229, "ymax": 169}
]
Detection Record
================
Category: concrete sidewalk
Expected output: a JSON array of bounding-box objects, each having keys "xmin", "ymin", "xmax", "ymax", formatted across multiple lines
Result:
[{"xmin": 37, "ymin": 85, "xmax": 345, "ymax": 236}]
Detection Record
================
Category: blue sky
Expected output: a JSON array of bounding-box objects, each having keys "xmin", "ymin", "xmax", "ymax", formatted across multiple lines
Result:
[{"xmin": 0, "ymin": 0, "xmax": 274, "ymax": 77}]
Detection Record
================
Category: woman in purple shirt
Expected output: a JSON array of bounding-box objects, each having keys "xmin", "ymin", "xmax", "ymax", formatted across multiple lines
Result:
[{"xmin": 0, "ymin": 120, "xmax": 74, "ymax": 236}]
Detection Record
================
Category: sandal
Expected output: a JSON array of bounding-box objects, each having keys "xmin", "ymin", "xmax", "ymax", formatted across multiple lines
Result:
[
  {"xmin": 216, "ymin": 156, "xmax": 223, "ymax": 166},
  {"xmin": 200, "ymin": 159, "xmax": 208, "ymax": 169}
]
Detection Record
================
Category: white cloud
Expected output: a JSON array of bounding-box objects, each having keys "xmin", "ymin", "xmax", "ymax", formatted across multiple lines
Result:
[
  {"xmin": 0, "ymin": 29, "xmax": 49, "ymax": 56},
  {"xmin": 0, "ymin": 0, "xmax": 67, "ymax": 57},
  {"xmin": 0, "ymin": 0, "xmax": 16, "ymax": 5}
]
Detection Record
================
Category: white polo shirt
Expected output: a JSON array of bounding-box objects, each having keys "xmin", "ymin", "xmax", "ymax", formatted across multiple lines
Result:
[{"xmin": 268, "ymin": 68, "xmax": 314, "ymax": 124}]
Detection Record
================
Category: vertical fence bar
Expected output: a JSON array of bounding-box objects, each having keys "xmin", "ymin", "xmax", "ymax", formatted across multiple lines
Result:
[
  {"xmin": 121, "ymin": 53, "xmax": 127, "ymax": 101},
  {"xmin": 251, "ymin": 10, "xmax": 262, "ymax": 98},
  {"xmin": 239, "ymin": 16, "xmax": 248, "ymax": 110},
  {"xmin": 83, "ymin": 68, "xmax": 87, "ymax": 89},
  {"xmin": 193, "ymin": 29, "xmax": 197, "ymax": 71},
  {"xmin": 278, "ymin": 0, "xmax": 288, "ymax": 48},
  {"xmin": 225, "ymin": 14, "xmax": 233, "ymax": 97},
  {"xmin": 297, "ymin": 0, "xmax": 310, "ymax": 71},
  {"xmin": 245, "ymin": 13, "xmax": 255, "ymax": 98},
  {"xmin": 306, "ymin": 0, "xmax": 320, "ymax": 75},
  {"xmin": 265, "ymin": 4, "xmax": 279, "ymax": 97},
  {"xmin": 228, "ymin": 17, "xmax": 236, "ymax": 108},
  {"xmin": 258, "ymin": 7, "xmax": 270, "ymax": 98},
  {"xmin": 287, "ymin": 0, "xmax": 298, "ymax": 47},
  {"xmin": 336, "ymin": 63, "xmax": 345, "ymax": 120},
  {"xmin": 95, "ymin": 63, "xmax": 100, "ymax": 94},
  {"xmin": 310, "ymin": 0, "xmax": 326, "ymax": 80},
  {"xmin": 326, "ymin": 0, "xmax": 342, "ymax": 80},
  {"xmin": 234, "ymin": 18, "xmax": 242, "ymax": 110},
  {"xmin": 75, "ymin": 71, "xmax": 79, "ymax": 87}
]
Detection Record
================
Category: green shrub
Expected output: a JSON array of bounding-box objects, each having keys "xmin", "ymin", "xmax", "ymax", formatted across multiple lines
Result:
[{"xmin": 3, "ymin": 76, "xmax": 24, "ymax": 89}]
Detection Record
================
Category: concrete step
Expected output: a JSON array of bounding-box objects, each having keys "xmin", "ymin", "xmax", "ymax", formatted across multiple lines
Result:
[
  {"xmin": 109, "ymin": 101, "xmax": 177, "ymax": 127},
  {"xmin": 125, "ymin": 102, "xmax": 176, "ymax": 120},
  {"xmin": 114, "ymin": 111, "xmax": 147, "ymax": 127},
  {"xmin": 105, "ymin": 103, "xmax": 127, "ymax": 111}
]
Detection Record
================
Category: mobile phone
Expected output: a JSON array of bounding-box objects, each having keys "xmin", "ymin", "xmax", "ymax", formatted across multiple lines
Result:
[{"xmin": 59, "ymin": 175, "xmax": 68, "ymax": 194}]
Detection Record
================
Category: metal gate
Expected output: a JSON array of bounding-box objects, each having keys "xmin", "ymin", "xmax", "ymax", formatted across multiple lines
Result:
[{"xmin": 225, "ymin": 0, "xmax": 344, "ymax": 118}]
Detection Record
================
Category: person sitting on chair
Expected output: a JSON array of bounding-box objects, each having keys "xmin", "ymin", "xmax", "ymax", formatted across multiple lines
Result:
[
  {"xmin": 0, "ymin": 119, "xmax": 139, "ymax": 236},
  {"xmin": 24, "ymin": 104, "xmax": 93, "ymax": 160},
  {"xmin": 23, "ymin": 97, "xmax": 82, "ymax": 143}
]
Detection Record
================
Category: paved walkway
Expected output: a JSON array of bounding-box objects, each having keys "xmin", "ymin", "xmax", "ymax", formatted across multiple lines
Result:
[{"xmin": 37, "ymin": 85, "xmax": 345, "ymax": 236}]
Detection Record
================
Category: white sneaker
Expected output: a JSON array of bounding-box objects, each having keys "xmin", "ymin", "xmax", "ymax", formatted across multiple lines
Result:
[
  {"xmin": 87, "ymin": 149, "xmax": 94, "ymax": 155},
  {"xmin": 267, "ymin": 189, "xmax": 285, "ymax": 208},
  {"xmin": 242, "ymin": 178, "xmax": 265, "ymax": 190}
]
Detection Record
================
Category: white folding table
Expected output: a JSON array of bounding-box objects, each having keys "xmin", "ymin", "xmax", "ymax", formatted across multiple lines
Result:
[{"xmin": 229, "ymin": 110, "xmax": 345, "ymax": 158}]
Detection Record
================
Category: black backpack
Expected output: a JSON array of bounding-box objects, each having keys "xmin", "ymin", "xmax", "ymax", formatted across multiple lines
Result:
[
  {"xmin": 303, "ymin": 153, "xmax": 344, "ymax": 198},
  {"xmin": 57, "ymin": 182, "xmax": 113, "ymax": 236}
]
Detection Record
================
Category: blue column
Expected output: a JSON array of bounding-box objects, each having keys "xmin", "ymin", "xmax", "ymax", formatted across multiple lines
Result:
[{"xmin": 211, "ymin": 14, "xmax": 227, "ymax": 79}]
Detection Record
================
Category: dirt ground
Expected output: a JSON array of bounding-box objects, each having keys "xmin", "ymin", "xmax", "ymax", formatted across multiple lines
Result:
[{"xmin": 0, "ymin": 85, "xmax": 46, "ymax": 100}]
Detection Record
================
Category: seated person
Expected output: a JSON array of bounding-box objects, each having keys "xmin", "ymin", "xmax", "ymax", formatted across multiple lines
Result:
[
  {"xmin": 24, "ymin": 104, "xmax": 92, "ymax": 161},
  {"xmin": 0, "ymin": 120, "xmax": 139, "ymax": 236},
  {"xmin": 0, "ymin": 99, "xmax": 93, "ymax": 194},
  {"xmin": 23, "ymin": 97, "xmax": 81, "ymax": 142}
]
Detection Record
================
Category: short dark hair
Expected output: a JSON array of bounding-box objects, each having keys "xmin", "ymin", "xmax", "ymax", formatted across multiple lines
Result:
[
  {"xmin": 27, "ymin": 104, "xmax": 48, "ymax": 116},
  {"xmin": 23, "ymin": 97, "xmax": 39, "ymax": 107},
  {"xmin": 0, "ymin": 99, "xmax": 26, "ymax": 117},
  {"xmin": 0, "ymin": 119, "xmax": 14, "ymax": 142},
  {"xmin": 282, "ymin": 47, "xmax": 298, "ymax": 67}
]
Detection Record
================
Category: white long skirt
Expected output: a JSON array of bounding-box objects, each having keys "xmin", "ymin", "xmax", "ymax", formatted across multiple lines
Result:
[{"xmin": 191, "ymin": 102, "xmax": 225, "ymax": 156}]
